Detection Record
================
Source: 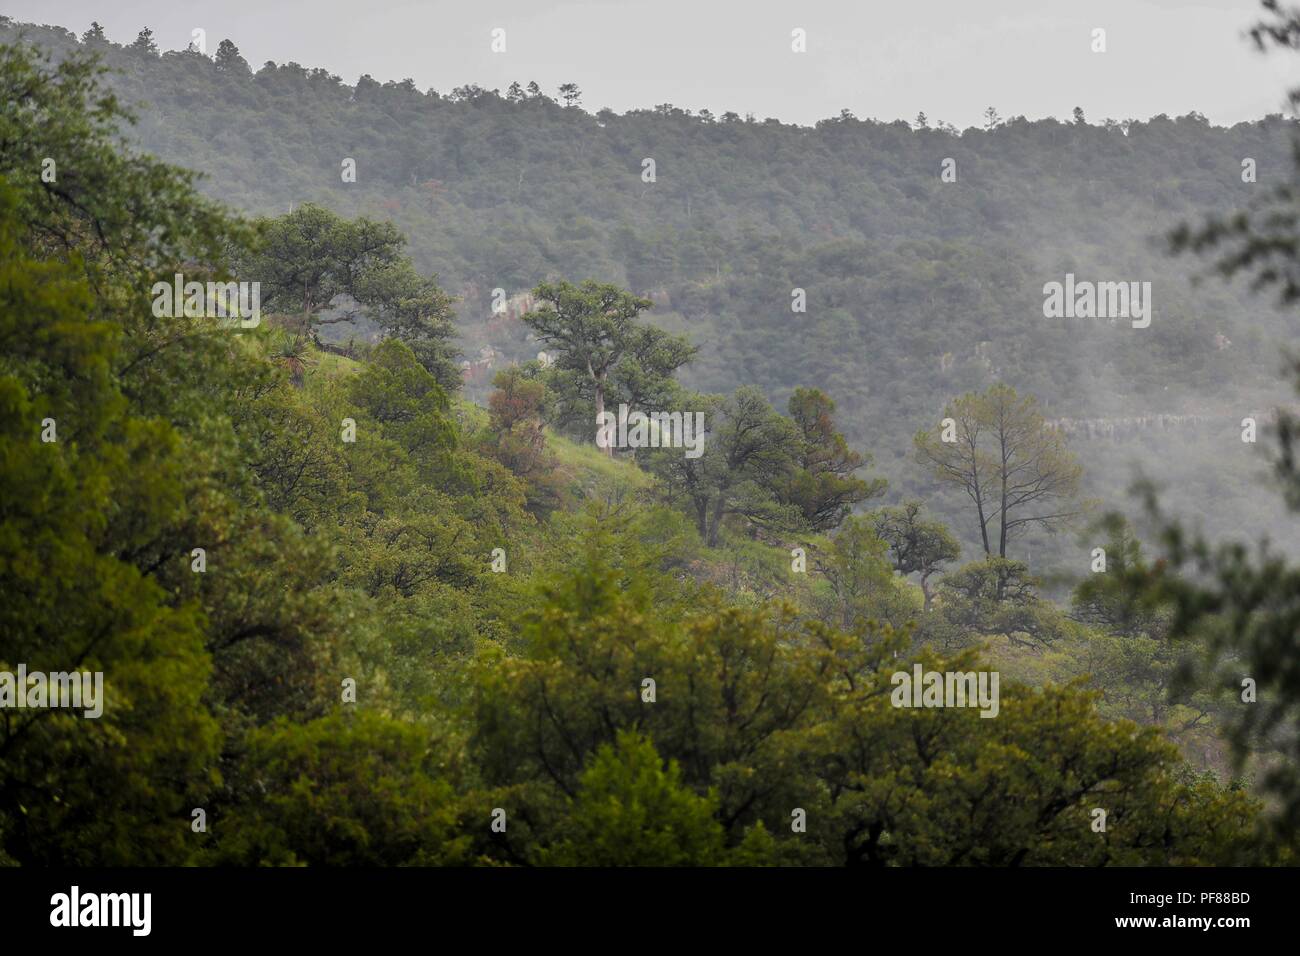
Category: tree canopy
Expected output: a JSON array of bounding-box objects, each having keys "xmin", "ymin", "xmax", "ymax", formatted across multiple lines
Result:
[{"xmin": 0, "ymin": 20, "xmax": 1290, "ymax": 871}]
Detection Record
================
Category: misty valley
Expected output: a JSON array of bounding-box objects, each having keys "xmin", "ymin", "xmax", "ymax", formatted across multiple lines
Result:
[{"xmin": 1, "ymin": 6, "xmax": 1299, "ymax": 920}]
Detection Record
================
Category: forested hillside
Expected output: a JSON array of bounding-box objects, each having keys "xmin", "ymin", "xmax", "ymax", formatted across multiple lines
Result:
[
  {"xmin": 3, "ymin": 15, "xmax": 1296, "ymax": 575},
  {"xmin": 4, "ymin": 11, "xmax": 1300, "ymax": 869}
]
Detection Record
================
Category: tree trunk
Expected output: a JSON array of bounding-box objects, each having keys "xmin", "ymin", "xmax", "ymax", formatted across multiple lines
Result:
[
  {"xmin": 707, "ymin": 496, "xmax": 727, "ymax": 547},
  {"xmin": 593, "ymin": 374, "xmax": 611, "ymax": 457},
  {"xmin": 998, "ymin": 428, "xmax": 1009, "ymax": 558},
  {"xmin": 975, "ymin": 498, "xmax": 992, "ymax": 557},
  {"xmin": 998, "ymin": 497, "xmax": 1008, "ymax": 558},
  {"xmin": 998, "ymin": 477, "xmax": 1009, "ymax": 559}
]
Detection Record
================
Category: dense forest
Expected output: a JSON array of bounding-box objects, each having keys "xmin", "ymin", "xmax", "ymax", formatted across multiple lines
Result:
[
  {"xmin": 3, "ymin": 15, "xmax": 1296, "ymax": 579},
  {"xmin": 2, "ymin": 10, "xmax": 1300, "ymax": 867}
]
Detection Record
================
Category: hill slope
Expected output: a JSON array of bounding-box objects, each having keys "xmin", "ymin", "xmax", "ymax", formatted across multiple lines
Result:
[{"xmin": 8, "ymin": 17, "xmax": 1296, "ymax": 571}]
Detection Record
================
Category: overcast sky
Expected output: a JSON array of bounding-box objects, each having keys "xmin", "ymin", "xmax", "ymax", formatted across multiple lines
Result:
[{"xmin": 5, "ymin": 0, "xmax": 1296, "ymax": 127}]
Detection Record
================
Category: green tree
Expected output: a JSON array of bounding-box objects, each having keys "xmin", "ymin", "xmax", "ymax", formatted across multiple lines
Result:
[
  {"xmin": 521, "ymin": 279, "xmax": 695, "ymax": 453},
  {"xmin": 470, "ymin": 526, "xmax": 1258, "ymax": 866},
  {"xmin": 650, "ymin": 386, "xmax": 802, "ymax": 546},
  {"xmin": 0, "ymin": 185, "xmax": 220, "ymax": 864},
  {"xmin": 811, "ymin": 515, "xmax": 921, "ymax": 633},
  {"xmin": 1070, "ymin": 521, "xmax": 1216, "ymax": 735},
  {"xmin": 214, "ymin": 39, "xmax": 251, "ymax": 75},
  {"xmin": 557, "ymin": 82, "xmax": 581, "ymax": 109},
  {"xmin": 915, "ymin": 383, "xmax": 1084, "ymax": 559},
  {"xmin": 128, "ymin": 27, "xmax": 158, "ymax": 56},
  {"xmin": 819, "ymin": 654, "xmax": 1258, "ymax": 865},
  {"xmin": 347, "ymin": 338, "xmax": 456, "ymax": 475},
  {"xmin": 921, "ymin": 558, "xmax": 1066, "ymax": 650},
  {"xmin": 239, "ymin": 205, "xmax": 459, "ymax": 386},
  {"xmin": 1113, "ymin": 0, "xmax": 1300, "ymax": 839},
  {"xmin": 210, "ymin": 713, "xmax": 469, "ymax": 866},
  {"xmin": 779, "ymin": 387, "xmax": 886, "ymax": 531},
  {"xmin": 871, "ymin": 501, "xmax": 961, "ymax": 609},
  {"xmin": 537, "ymin": 731, "xmax": 727, "ymax": 866},
  {"xmin": 80, "ymin": 22, "xmax": 107, "ymax": 45},
  {"xmin": 483, "ymin": 366, "xmax": 562, "ymax": 512}
]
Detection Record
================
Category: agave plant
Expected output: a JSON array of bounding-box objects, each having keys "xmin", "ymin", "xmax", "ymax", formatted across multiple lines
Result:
[{"xmin": 268, "ymin": 330, "xmax": 316, "ymax": 386}]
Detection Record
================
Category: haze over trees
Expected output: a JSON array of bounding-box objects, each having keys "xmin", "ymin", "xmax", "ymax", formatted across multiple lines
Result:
[
  {"xmin": 1, "ymin": 4, "xmax": 1299, "ymax": 868},
  {"xmin": 2, "ymin": 16, "xmax": 1295, "ymax": 578}
]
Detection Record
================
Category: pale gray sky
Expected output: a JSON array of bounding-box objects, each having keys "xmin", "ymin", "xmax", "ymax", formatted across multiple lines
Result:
[{"xmin": 4, "ymin": 0, "xmax": 1295, "ymax": 126}]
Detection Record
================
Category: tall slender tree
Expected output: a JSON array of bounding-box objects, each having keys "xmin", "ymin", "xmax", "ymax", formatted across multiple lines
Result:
[{"xmin": 915, "ymin": 384, "xmax": 1084, "ymax": 559}]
